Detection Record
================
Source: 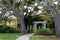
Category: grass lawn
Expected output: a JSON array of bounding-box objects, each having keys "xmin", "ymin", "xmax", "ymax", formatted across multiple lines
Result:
[
  {"xmin": 0, "ymin": 33, "xmax": 22, "ymax": 40},
  {"xmin": 30, "ymin": 36, "xmax": 60, "ymax": 40}
]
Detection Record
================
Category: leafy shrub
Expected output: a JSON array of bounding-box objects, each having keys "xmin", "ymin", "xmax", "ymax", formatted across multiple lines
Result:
[
  {"xmin": 6, "ymin": 28, "xmax": 21, "ymax": 33},
  {"xmin": 0, "ymin": 24, "xmax": 21, "ymax": 33},
  {"xmin": 51, "ymin": 29, "xmax": 56, "ymax": 35},
  {"xmin": 15, "ymin": 28, "xmax": 21, "ymax": 33},
  {"xmin": 34, "ymin": 28, "xmax": 55, "ymax": 35},
  {"xmin": 46, "ymin": 19, "xmax": 55, "ymax": 29},
  {"xmin": 6, "ymin": 28, "xmax": 15, "ymax": 33},
  {"xmin": 0, "ymin": 28, "xmax": 6, "ymax": 33},
  {"xmin": 0, "ymin": 25, "xmax": 11, "ymax": 33},
  {"xmin": 27, "ymin": 29, "xmax": 33, "ymax": 33}
]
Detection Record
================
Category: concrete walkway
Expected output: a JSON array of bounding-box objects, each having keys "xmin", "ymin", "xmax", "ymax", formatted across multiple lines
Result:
[{"xmin": 16, "ymin": 34, "xmax": 33, "ymax": 40}]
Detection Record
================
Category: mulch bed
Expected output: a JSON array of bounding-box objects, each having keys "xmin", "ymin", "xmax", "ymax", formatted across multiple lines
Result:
[
  {"xmin": 34, "ymin": 35, "xmax": 57, "ymax": 38},
  {"xmin": 39, "ymin": 35, "xmax": 56, "ymax": 38}
]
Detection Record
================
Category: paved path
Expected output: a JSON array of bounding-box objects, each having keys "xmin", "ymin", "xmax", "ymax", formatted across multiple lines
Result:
[{"xmin": 16, "ymin": 34, "xmax": 33, "ymax": 40}]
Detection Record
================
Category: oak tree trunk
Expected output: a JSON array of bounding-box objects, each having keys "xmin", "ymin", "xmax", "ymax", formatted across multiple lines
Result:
[
  {"xmin": 18, "ymin": 18, "xmax": 26, "ymax": 34},
  {"xmin": 48, "ymin": 7, "xmax": 60, "ymax": 37}
]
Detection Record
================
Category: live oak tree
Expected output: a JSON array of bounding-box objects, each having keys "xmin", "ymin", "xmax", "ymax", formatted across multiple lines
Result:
[
  {"xmin": 44, "ymin": 0, "xmax": 60, "ymax": 37},
  {"xmin": 0, "ymin": 0, "xmax": 26, "ymax": 33},
  {"xmin": 0, "ymin": 0, "xmax": 60, "ymax": 37},
  {"xmin": 35, "ymin": 0, "xmax": 60, "ymax": 37}
]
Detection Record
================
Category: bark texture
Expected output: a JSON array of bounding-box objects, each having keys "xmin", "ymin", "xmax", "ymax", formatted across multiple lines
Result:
[{"xmin": 46, "ymin": 5, "xmax": 60, "ymax": 37}]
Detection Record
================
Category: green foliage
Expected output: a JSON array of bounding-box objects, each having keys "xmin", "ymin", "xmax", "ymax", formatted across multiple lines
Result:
[
  {"xmin": 34, "ymin": 6, "xmax": 39, "ymax": 11},
  {"xmin": 2, "ymin": 16, "xmax": 8, "ymax": 21},
  {"xmin": 25, "ymin": 0, "xmax": 35, "ymax": 4},
  {"xmin": 23, "ymin": 8, "xmax": 28, "ymax": 12},
  {"xmin": 24, "ymin": 15, "xmax": 43, "ymax": 30},
  {"xmin": 6, "ymin": 28, "xmax": 21, "ymax": 33},
  {"xmin": 24, "ymin": 15, "xmax": 42, "ymax": 25},
  {"xmin": 1, "ymin": 0, "xmax": 8, "ymax": 5},
  {"xmin": 10, "ymin": 0, "xmax": 13, "ymax": 5},
  {"xmin": 24, "ymin": 15, "xmax": 33, "ymax": 25},
  {"xmin": 6, "ymin": 28, "xmax": 15, "ymax": 33},
  {"xmin": 15, "ymin": 28, "xmax": 21, "ymax": 33},
  {"xmin": 0, "ymin": 24, "xmax": 21, "ymax": 33},
  {"xmin": 39, "ymin": 0, "xmax": 43, "ymax": 2},
  {"xmin": 0, "ymin": 24, "xmax": 12, "ymax": 33},
  {"xmin": 27, "ymin": 29, "xmax": 33, "ymax": 33},
  {"xmin": 47, "ymin": 19, "xmax": 55, "ymax": 29},
  {"xmin": 32, "ymin": 15, "xmax": 42, "ymax": 21},
  {"xmin": 15, "ymin": 2, "xmax": 21, "ymax": 10},
  {"xmin": 34, "ymin": 28, "xmax": 55, "ymax": 35}
]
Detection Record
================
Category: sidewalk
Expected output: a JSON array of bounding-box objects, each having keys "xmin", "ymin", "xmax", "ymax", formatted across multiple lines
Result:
[{"xmin": 16, "ymin": 34, "xmax": 33, "ymax": 40}]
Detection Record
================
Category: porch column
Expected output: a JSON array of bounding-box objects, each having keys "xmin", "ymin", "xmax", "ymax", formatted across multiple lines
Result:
[
  {"xmin": 34, "ymin": 23, "xmax": 37, "ymax": 31},
  {"xmin": 44, "ymin": 23, "xmax": 46, "ymax": 29}
]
